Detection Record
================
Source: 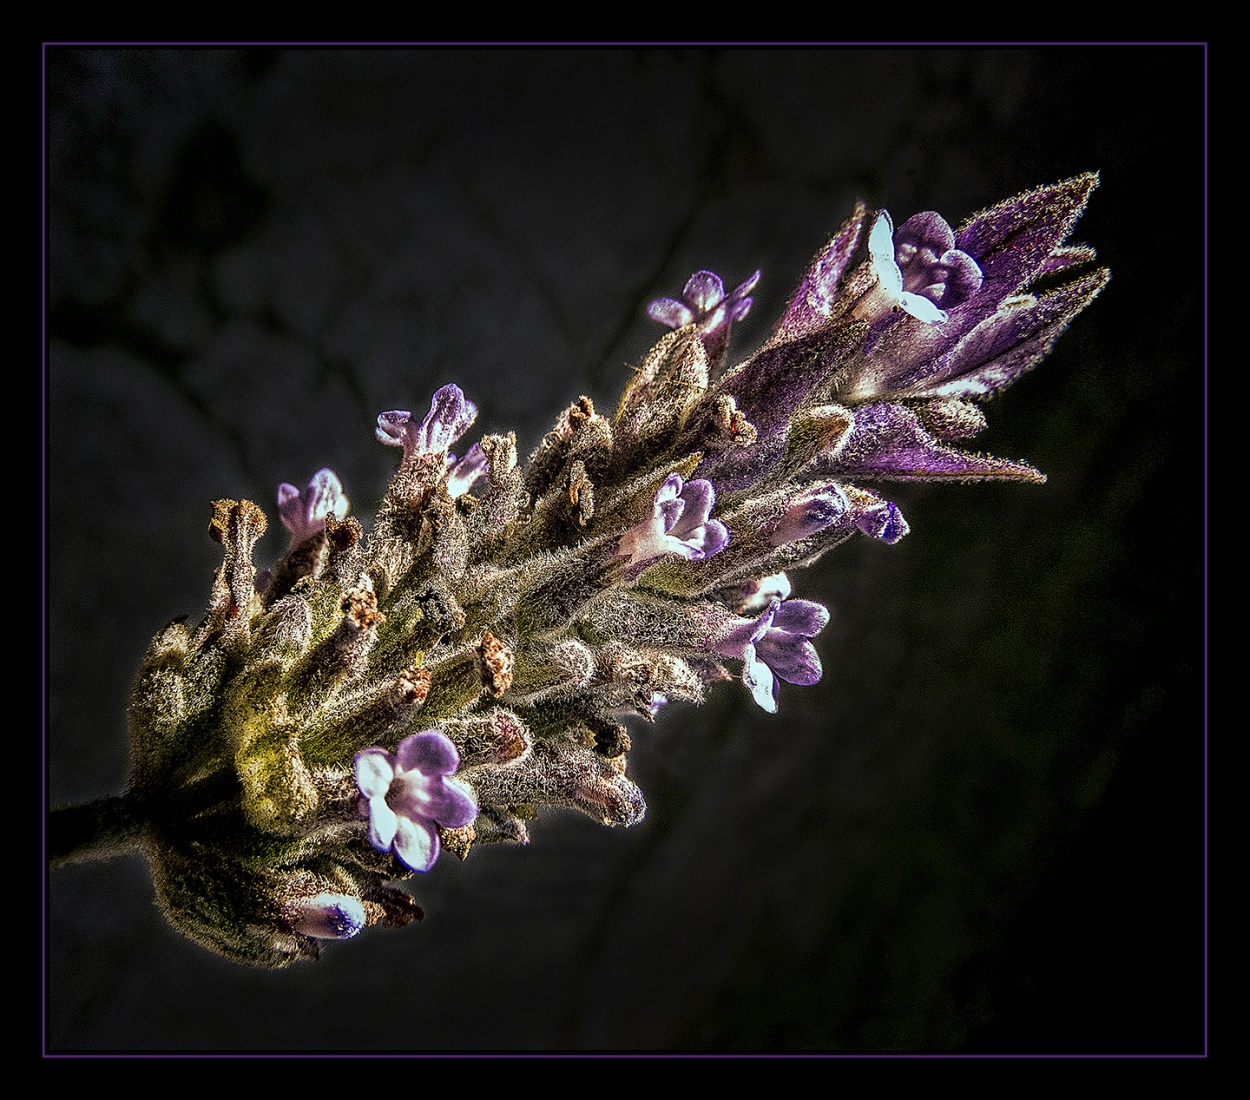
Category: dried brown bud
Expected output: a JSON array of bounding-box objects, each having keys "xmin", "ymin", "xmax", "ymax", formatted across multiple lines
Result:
[{"xmin": 476, "ymin": 629, "xmax": 515, "ymax": 697}]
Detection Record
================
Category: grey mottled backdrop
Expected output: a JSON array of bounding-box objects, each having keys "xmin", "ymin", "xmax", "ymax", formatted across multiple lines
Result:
[{"xmin": 47, "ymin": 47, "xmax": 1204, "ymax": 1052}]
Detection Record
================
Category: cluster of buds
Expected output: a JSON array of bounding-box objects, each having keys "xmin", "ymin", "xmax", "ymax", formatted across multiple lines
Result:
[{"xmin": 51, "ymin": 176, "xmax": 1106, "ymax": 966}]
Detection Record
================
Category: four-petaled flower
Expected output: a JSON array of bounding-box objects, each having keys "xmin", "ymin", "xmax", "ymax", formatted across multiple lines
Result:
[
  {"xmin": 648, "ymin": 269, "xmax": 761, "ymax": 366},
  {"xmin": 277, "ymin": 468, "xmax": 349, "ymax": 547},
  {"xmin": 856, "ymin": 210, "xmax": 984, "ymax": 324},
  {"xmin": 376, "ymin": 383, "xmax": 479, "ymax": 463},
  {"xmin": 619, "ymin": 473, "xmax": 730, "ymax": 570},
  {"xmin": 713, "ymin": 597, "xmax": 830, "ymax": 714},
  {"xmin": 355, "ymin": 731, "xmax": 479, "ymax": 873}
]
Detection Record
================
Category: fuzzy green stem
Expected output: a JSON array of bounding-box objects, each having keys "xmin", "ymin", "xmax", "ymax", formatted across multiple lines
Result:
[{"xmin": 48, "ymin": 793, "xmax": 149, "ymax": 867}]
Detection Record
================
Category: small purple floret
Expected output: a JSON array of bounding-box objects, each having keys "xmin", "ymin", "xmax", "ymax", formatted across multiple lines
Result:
[
  {"xmin": 376, "ymin": 384, "xmax": 479, "ymax": 462},
  {"xmin": 648, "ymin": 269, "xmax": 760, "ymax": 366},
  {"xmin": 620, "ymin": 473, "xmax": 730, "ymax": 570},
  {"xmin": 355, "ymin": 730, "xmax": 478, "ymax": 873},
  {"xmin": 770, "ymin": 483, "xmax": 851, "ymax": 546},
  {"xmin": 857, "ymin": 210, "xmax": 983, "ymax": 325},
  {"xmin": 649, "ymin": 269, "xmax": 759, "ymax": 330},
  {"xmin": 277, "ymin": 468, "xmax": 349, "ymax": 547},
  {"xmin": 445, "ymin": 442, "xmax": 489, "ymax": 498},
  {"xmin": 853, "ymin": 497, "xmax": 909, "ymax": 544},
  {"xmin": 894, "ymin": 212, "xmax": 984, "ymax": 312},
  {"xmin": 714, "ymin": 597, "xmax": 830, "ymax": 714}
]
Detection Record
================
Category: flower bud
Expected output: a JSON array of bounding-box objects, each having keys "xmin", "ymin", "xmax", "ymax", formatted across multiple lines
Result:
[
  {"xmin": 769, "ymin": 483, "xmax": 850, "ymax": 546},
  {"xmin": 289, "ymin": 893, "xmax": 367, "ymax": 940}
]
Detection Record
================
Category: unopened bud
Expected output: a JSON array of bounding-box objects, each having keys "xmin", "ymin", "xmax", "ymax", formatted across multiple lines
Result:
[{"xmin": 290, "ymin": 893, "xmax": 367, "ymax": 940}]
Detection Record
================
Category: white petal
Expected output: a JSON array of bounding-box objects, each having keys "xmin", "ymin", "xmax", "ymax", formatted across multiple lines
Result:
[
  {"xmin": 869, "ymin": 212, "xmax": 904, "ymax": 298},
  {"xmin": 739, "ymin": 572, "xmax": 792, "ymax": 615},
  {"xmin": 742, "ymin": 646, "xmax": 779, "ymax": 714},
  {"xmin": 367, "ymin": 797, "xmax": 399, "ymax": 851},
  {"xmin": 355, "ymin": 749, "xmax": 395, "ymax": 799},
  {"xmin": 900, "ymin": 292, "xmax": 948, "ymax": 324},
  {"xmin": 393, "ymin": 815, "xmax": 439, "ymax": 872}
]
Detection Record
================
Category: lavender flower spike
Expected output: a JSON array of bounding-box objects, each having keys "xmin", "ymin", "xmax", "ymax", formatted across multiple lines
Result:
[
  {"xmin": 855, "ymin": 210, "xmax": 983, "ymax": 325},
  {"xmin": 714, "ymin": 597, "xmax": 830, "ymax": 714},
  {"xmin": 58, "ymin": 178, "xmax": 1104, "ymax": 968},
  {"xmin": 376, "ymin": 383, "xmax": 479, "ymax": 463},
  {"xmin": 355, "ymin": 731, "xmax": 479, "ymax": 873},
  {"xmin": 619, "ymin": 473, "xmax": 730, "ymax": 571},
  {"xmin": 277, "ymin": 468, "xmax": 349, "ymax": 547}
]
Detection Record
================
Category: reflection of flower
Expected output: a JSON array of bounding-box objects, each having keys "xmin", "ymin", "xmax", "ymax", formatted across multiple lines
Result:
[
  {"xmin": 856, "ymin": 210, "xmax": 983, "ymax": 324},
  {"xmin": 713, "ymin": 597, "xmax": 830, "ymax": 714},
  {"xmin": 619, "ymin": 473, "xmax": 730, "ymax": 570},
  {"xmin": 277, "ymin": 468, "xmax": 349, "ymax": 547},
  {"xmin": 355, "ymin": 731, "xmax": 478, "ymax": 873},
  {"xmin": 376, "ymin": 383, "xmax": 478, "ymax": 462}
]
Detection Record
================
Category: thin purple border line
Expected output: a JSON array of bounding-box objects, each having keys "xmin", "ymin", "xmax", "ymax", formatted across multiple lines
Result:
[
  {"xmin": 1201, "ymin": 40, "xmax": 1210, "ymax": 1060},
  {"xmin": 42, "ymin": 41, "xmax": 50, "ymax": 1060},
  {"xmin": 37, "ymin": 40, "xmax": 1211, "ymax": 45},
  {"xmin": 41, "ymin": 40, "xmax": 1211, "ymax": 1060}
]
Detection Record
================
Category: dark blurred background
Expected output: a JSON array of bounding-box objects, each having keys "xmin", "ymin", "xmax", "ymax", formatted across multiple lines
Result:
[{"xmin": 45, "ymin": 46, "xmax": 1205, "ymax": 1053}]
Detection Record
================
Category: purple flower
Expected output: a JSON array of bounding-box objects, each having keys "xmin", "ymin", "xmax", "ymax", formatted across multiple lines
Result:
[
  {"xmin": 445, "ymin": 442, "xmax": 489, "ymax": 498},
  {"xmin": 649, "ymin": 269, "xmax": 760, "ymax": 331},
  {"xmin": 648, "ymin": 269, "xmax": 761, "ymax": 367},
  {"xmin": 619, "ymin": 473, "xmax": 730, "ymax": 570},
  {"xmin": 735, "ymin": 571, "xmax": 792, "ymax": 615},
  {"xmin": 376, "ymin": 384, "xmax": 478, "ymax": 463},
  {"xmin": 769, "ymin": 483, "xmax": 851, "ymax": 546},
  {"xmin": 848, "ymin": 494, "xmax": 910, "ymax": 545},
  {"xmin": 289, "ymin": 892, "xmax": 367, "ymax": 940},
  {"xmin": 895, "ymin": 212, "xmax": 984, "ymax": 310},
  {"xmin": 355, "ymin": 730, "xmax": 478, "ymax": 873},
  {"xmin": 713, "ymin": 597, "xmax": 830, "ymax": 714},
  {"xmin": 854, "ymin": 210, "xmax": 984, "ymax": 325},
  {"xmin": 277, "ymin": 468, "xmax": 349, "ymax": 547},
  {"xmin": 838, "ymin": 177, "xmax": 1105, "ymax": 404}
]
